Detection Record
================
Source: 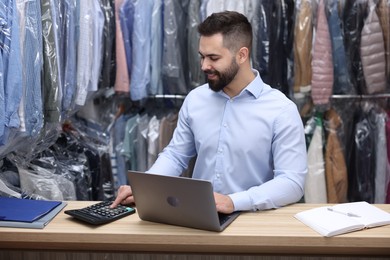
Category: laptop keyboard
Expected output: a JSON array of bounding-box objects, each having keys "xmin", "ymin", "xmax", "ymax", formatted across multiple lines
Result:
[{"xmin": 218, "ymin": 213, "xmax": 232, "ymax": 225}]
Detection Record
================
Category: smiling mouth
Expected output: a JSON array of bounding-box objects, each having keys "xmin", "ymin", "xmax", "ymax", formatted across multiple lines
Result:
[{"xmin": 207, "ymin": 73, "xmax": 218, "ymax": 80}]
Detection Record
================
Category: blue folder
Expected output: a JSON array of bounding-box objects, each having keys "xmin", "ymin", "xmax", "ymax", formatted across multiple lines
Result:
[{"xmin": 0, "ymin": 197, "xmax": 62, "ymax": 223}]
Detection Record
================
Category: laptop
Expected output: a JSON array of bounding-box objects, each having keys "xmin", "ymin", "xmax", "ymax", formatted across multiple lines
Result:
[{"xmin": 127, "ymin": 170, "xmax": 240, "ymax": 232}]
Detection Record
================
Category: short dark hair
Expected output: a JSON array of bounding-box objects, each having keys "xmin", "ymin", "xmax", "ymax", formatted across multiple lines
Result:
[{"xmin": 197, "ymin": 11, "xmax": 252, "ymax": 53}]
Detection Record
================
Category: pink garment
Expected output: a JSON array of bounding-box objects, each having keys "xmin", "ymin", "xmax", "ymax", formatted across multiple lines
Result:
[
  {"xmin": 311, "ymin": 0, "xmax": 334, "ymax": 106},
  {"xmin": 114, "ymin": 0, "xmax": 130, "ymax": 93},
  {"xmin": 376, "ymin": 0, "xmax": 390, "ymax": 81},
  {"xmin": 360, "ymin": 0, "xmax": 387, "ymax": 94}
]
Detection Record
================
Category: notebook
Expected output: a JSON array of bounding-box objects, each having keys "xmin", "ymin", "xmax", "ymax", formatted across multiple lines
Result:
[
  {"xmin": 0, "ymin": 201, "xmax": 67, "ymax": 229},
  {"xmin": 294, "ymin": 201, "xmax": 390, "ymax": 237},
  {"xmin": 127, "ymin": 170, "xmax": 240, "ymax": 232},
  {"xmin": 0, "ymin": 197, "xmax": 62, "ymax": 222}
]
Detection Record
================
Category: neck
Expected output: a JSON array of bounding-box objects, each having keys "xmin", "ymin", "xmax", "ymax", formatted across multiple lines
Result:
[{"xmin": 223, "ymin": 66, "xmax": 255, "ymax": 98}]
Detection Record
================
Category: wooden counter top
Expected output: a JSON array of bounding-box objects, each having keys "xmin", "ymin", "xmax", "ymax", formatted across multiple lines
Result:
[{"xmin": 0, "ymin": 201, "xmax": 389, "ymax": 256}]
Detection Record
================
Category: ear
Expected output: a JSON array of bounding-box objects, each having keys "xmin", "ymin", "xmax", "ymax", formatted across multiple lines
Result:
[{"xmin": 237, "ymin": 47, "xmax": 250, "ymax": 64}]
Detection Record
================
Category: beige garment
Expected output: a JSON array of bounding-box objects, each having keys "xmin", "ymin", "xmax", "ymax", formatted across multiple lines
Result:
[
  {"xmin": 157, "ymin": 111, "xmax": 195, "ymax": 177},
  {"xmin": 293, "ymin": 0, "xmax": 313, "ymax": 93},
  {"xmin": 324, "ymin": 109, "xmax": 348, "ymax": 203},
  {"xmin": 158, "ymin": 112, "xmax": 178, "ymax": 153},
  {"xmin": 311, "ymin": 0, "xmax": 334, "ymax": 106},
  {"xmin": 360, "ymin": 0, "xmax": 387, "ymax": 94},
  {"xmin": 376, "ymin": 0, "xmax": 390, "ymax": 82}
]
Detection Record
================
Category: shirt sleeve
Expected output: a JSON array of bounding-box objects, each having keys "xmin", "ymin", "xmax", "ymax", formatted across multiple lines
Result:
[
  {"xmin": 230, "ymin": 103, "xmax": 308, "ymax": 211},
  {"xmin": 147, "ymin": 99, "xmax": 197, "ymax": 176}
]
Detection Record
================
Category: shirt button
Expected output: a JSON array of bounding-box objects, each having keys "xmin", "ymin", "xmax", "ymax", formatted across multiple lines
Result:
[
  {"xmin": 223, "ymin": 123, "xmax": 227, "ymax": 127},
  {"xmin": 218, "ymin": 149, "xmax": 222, "ymax": 153}
]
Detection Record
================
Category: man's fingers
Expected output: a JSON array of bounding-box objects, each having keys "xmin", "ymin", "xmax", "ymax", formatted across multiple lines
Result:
[
  {"xmin": 110, "ymin": 185, "xmax": 132, "ymax": 208},
  {"xmin": 214, "ymin": 192, "xmax": 234, "ymax": 214}
]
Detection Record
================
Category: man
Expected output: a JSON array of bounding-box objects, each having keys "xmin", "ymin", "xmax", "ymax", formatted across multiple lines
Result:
[{"xmin": 111, "ymin": 11, "xmax": 307, "ymax": 214}]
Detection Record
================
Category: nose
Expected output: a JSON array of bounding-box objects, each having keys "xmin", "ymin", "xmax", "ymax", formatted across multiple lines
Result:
[{"xmin": 200, "ymin": 58, "xmax": 211, "ymax": 71}]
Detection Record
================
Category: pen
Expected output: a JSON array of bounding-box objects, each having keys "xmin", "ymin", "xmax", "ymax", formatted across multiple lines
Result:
[{"xmin": 327, "ymin": 207, "xmax": 361, "ymax": 217}]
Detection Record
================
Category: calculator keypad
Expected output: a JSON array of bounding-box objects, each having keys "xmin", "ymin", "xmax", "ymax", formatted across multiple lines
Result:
[{"xmin": 65, "ymin": 201, "xmax": 136, "ymax": 225}]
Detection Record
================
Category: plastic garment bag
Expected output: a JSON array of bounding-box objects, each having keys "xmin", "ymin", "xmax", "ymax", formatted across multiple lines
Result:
[
  {"xmin": 293, "ymin": 0, "xmax": 313, "ymax": 93},
  {"xmin": 0, "ymin": 0, "xmax": 23, "ymax": 144},
  {"xmin": 150, "ymin": 0, "xmax": 163, "ymax": 94},
  {"xmin": 348, "ymin": 103, "xmax": 389, "ymax": 204},
  {"xmin": 254, "ymin": 0, "xmax": 271, "ymax": 84},
  {"xmin": 60, "ymin": 0, "xmax": 77, "ymax": 114},
  {"xmin": 98, "ymin": 0, "xmax": 115, "ymax": 91},
  {"xmin": 343, "ymin": 0, "xmax": 368, "ymax": 95},
  {"xmin": 374, "ymin": 110, "xmax": 389, "ymax": 203},
  {"xmin": 162, "ymin": 0, "xmax": 190, "ymax": 95},
  {"xmin": 360, "ymin": 0, "xmax": 387, "ymax": 94},
  {"xmin": 324, "ymin": 108, "xmax": 348, "ymax": 203},
  {"xmin": 187, "ymin": 0, "xmax": 205, "ymax": 89},
  {"xmin": 129, "ymin": 0, "xmax": 153, "ymax": 101},
  {"xmin": 267, "ymin": 0, "xmax": 294, "ymax": 96},
  {"xmin": 17, "ymin": 0, "xmax": 45, "ymax": 137},
  {"xmin": 326, "ymin": 0, "xmax": 355, "ymax": 95},
  {"xmin": 18, "ymin": 162, "xmax": 77, "ymax": 201},
  {"xmin": 305, "ymin": 114, "xmax": 327, "ymax": 203},
  {"xmin": 311, "ymin": 0, "xmax": 334, "ymax": 107},
  {"xmin": 386, "ymin": 111, "xmax": 390, "ymax": 203},
  {"xmin": 347, "ymin": 102, "xmax": 376, "ymax": 203},
  {"xmin": 41, "ymin": 0, "xmax": 62, "ymax": 123},
  {"xmin": 114, "ymin": 0, "xmax": 130, "ymax": 93},
  {"xmin": 376, "ymin": 0, "xmax": 390, "ymax": 86}
]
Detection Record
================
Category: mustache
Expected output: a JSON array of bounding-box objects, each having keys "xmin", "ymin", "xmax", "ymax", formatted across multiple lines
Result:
[{"xmin": 203, "ymin": 69, "xmax": 219, "ymax": 76}]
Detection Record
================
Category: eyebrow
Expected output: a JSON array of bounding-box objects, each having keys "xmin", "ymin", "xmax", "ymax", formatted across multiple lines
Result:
[{"xmin": 198, "ymin": 52, "xmax": 221, "ymax": 58}]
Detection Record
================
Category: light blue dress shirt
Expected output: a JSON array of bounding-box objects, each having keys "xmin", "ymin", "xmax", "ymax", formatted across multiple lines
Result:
[
  {"xmin": 130, "ymin": 0, "xmax": 153, "ymax": 101},
  {"xmin": 61, "ymin": 0, "xmax": 78, "ymax": 114},
  {"xmin": 89, "ymin": 0, "xmax": 104, "ymax": 92},
  {"xmin": 119, "ymin": 0, "xmax": 134, "ymax": 81},
  {"xmin": 150, "ymin": 0, "xmax": 163, "ymax": 95},
  {"xmin": 0, "ymin": 0, "xmax": 22, "ymax": 144},
  {"xmin": 23, "ymin": 0, "xmax": 44, "ymax": 136},
  {"xmin": 148, "ymin": 70, "xmax": 308, "ymax": 211}
]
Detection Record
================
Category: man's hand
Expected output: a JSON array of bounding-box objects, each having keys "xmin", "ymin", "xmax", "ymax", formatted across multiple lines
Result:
[
  {"xmin": 214, "ymin": 192, "xmax": 234, "ymax": 214},
  {"xmin": 110, "ymin": 185, "xmax": 135, "ymax": 208}
]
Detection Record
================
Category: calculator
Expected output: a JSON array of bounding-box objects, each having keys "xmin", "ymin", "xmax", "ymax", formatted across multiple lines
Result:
[{"xmin": 64, "ymin": 201, "xmax": 136, "ymax": 225}]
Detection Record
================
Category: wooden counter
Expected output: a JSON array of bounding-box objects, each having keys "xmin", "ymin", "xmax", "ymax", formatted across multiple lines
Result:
[{"xmin": 0, "ymin": 201, "xmax": 389, "ymax": 258}]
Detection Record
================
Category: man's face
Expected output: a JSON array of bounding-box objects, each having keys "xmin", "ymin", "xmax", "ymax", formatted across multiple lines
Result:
[{"xmin": 199, "ymin": 34, "xmax": 239, "ymax": 92}]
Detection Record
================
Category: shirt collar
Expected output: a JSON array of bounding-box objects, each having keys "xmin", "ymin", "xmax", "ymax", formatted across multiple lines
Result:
[
  {"xmin": 216, "ymin": 69, "xmax": 264, "ymax": 100},
  {"xmin": 240, "ymin": 69, "xmax": 264, "ymax": 99}
]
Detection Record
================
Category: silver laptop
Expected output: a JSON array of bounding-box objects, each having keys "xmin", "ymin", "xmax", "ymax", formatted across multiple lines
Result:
[{"xmin": 127, "ymin": 170, "xmax": 240, "ymax": 232}]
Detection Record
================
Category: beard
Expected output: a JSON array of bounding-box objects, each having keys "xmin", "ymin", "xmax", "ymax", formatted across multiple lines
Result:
[{"xmin": 204, "ymin": 59, "xmax": 239, "ymax": 92}]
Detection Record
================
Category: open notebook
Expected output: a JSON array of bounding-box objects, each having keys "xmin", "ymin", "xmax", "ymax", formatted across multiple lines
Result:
[
  {"xmin": 294, "ymin": 201, "xmax": 390, "ymax": 237},
  {"xmin": 127, "ymin": 171, "xmax": 240, "ymax": 232}
]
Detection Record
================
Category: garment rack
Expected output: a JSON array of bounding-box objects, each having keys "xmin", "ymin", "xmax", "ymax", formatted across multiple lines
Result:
[
  {"xmin": 331, "ymin": 93, "xmax": 390, "ymax": 99},
  {"xmin": 149, "ymin": 94, "xmax": 186, "ymax": 99}
]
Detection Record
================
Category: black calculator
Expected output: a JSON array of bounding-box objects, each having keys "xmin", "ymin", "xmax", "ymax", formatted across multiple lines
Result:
[{"xmin": 65, "ymin": 201, "xmax": 136, "ymax": 225}]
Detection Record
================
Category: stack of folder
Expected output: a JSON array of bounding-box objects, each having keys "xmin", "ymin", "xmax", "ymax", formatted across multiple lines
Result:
[{"xmin": 0, "ymin": 197, "xmax": 67, "ymax": 229}]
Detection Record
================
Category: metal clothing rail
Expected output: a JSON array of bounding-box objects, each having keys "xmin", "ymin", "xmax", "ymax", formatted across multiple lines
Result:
[
  {"xmin": 331, "ymin": 93, "xmax": 390, "ymax": 99},
  {"xmin": 149, "ymin": 94, "xmax": 187, "ymax": 99}
]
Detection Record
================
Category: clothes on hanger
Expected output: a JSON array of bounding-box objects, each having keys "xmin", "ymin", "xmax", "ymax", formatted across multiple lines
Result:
[
  {"xmin": 1, "ymin": 0, "xmax": 390, "ymax": 204},
  {"xmin": 305, "ymin": 113, "xmax": 327, "ymax": 203},
  {"xmin": 324, "ymin": 108, "xmax": 348, "ymax": 203},
  {"xmin": 360, "ymin": 0, "xmax": 387, "ymax": 94}
]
